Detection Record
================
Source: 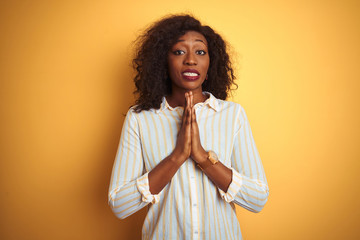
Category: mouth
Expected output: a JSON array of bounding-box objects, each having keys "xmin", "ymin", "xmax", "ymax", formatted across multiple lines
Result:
[{"xmin": 182, "ymin": 69, "xmax": 200, "ymax": 81}]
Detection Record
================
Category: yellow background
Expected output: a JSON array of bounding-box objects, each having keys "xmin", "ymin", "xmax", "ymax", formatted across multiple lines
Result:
[{"xmin": 1, "ymin": 0, "xmax": 359, "ymax": 239}]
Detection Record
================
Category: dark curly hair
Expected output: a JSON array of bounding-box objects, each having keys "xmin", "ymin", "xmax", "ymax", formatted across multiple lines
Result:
[{"xmin": 132, "ymin": 14, "xmax": 236, "ymax": 112}]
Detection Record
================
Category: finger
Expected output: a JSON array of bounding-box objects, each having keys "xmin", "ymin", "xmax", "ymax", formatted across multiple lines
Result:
[
  {"xmin": 188, "ymin": 92, "xmax": 193, "ymax": 127},
  {"xmin": 184, "ymin": 92, "xmax": 188, "ymax": 113},
  {"xmin": 184, "ymin": 93, "xmax": 190, "ymax": 120},
  {"xmin": 189, "ymin": 93, "xmax": 196, "ymax": 130},
  {"xmin": 188, "ymin": 91, "xmax": 193, "ymax": 108},
  {"xmin": 182, "ymin": 93, "xmax": 188, "ymax": 126},
  {"xmin": 186, "ymin": 100, "xmax": 192, "ymax": 126},
  {"xmin": 187, "ymin": 92, "xmax": 192, "ymax": 118},
  {"xmin": 191, "ymin": 91, "xmax": 194, "ymax": 108},
  {"xmin": 182, "ymin": 93, "xmax": 190, "ymax": 125},
  {"xmin": 192, "ymin": 106, "xmax": 197, "ymax": 124},
  {"xmin": 191, "ymin": 107, "xmax": 198, "ymax": 134}
]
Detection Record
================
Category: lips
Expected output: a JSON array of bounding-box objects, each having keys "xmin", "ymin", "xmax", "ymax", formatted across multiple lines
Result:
[{"xmin": 182, "ymin": 69, "xmax": 200, "ymax": 81}]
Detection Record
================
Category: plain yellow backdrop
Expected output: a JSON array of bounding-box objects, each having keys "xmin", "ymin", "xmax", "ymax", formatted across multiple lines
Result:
[{"xmin": 1, "ymin": 0, "xmax": 359, "ymax": 239}]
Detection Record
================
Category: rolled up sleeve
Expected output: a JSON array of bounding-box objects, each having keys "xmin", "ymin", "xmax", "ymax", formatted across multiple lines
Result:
[
  {"xmin": 222, "ymin": 106, "xmax": 269, "ymax": 213},
  {"xmin": 136, "ymin": 172, "xmax": 162, "ymax": 204},
  {"xmin": 108, "ymin": 109, "xmax": 160, "ymax": 219}
]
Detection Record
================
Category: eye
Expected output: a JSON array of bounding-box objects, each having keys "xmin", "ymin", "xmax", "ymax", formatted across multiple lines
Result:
[
  {"xmin": 196, "ymin": 50, "xmax": 207, "ymax": 55},
  {"xmin": 172, "ymin": 50, "xmax": 185, "ymax": 55}
]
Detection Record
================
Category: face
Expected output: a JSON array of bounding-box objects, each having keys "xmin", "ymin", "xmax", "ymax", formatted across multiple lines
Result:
[{"xmin": 167, "ymin": 31, "xmax": 210, "ymax": 93}]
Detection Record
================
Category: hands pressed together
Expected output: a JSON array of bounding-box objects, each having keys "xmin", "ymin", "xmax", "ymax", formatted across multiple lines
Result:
[
  {"xmin": 172, "ymin": 91, "xmax": 208, "ymax": 165},
  {"xmin": 149, "ymin": 91, "xmax": 232, "ymax": 194}
]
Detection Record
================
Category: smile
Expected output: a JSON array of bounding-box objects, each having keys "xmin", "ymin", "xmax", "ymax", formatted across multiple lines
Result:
[
  {"xmin": 183, "ymin": 72, "xmax": 199, "ymax": 77},
  {"xmin": 181, "ymin": 69, "xmax": 201, "ymax": 81},
  {"xmin": 182, "ymin": 70, "xmax": 200, "ymax": 81}
]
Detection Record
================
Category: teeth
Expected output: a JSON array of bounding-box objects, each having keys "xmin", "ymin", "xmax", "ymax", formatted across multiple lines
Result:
[{"xmin": 183, "ymin": 72, "xmax": 199, "ymax": 76}]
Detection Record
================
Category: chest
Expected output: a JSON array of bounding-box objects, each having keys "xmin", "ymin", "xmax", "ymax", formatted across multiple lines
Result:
[{"xmin": 136, "ymin": 108, "xmax": 237, "ymax": 171}]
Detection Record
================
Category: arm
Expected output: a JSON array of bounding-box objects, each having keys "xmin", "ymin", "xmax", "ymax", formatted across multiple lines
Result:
[
  {"xmin": 190, "ymin": 100, "xmax": 268, "ymax": 213},
  {"xmin": 108, "ymin": 109, "xmax": 149, "ymax": 219},
  {"xmin": 194, "ymin": 152, "xmax": 233, "ymax": 192},
  {"xmin": 223, "ymin": 106, "xmax": 269, "ymax": 213},
  {"xmin": 148, "ymin": 92, "xmax": 192, "ymax": 194},
  {"xmin": 109, "ymin": 93, "xmax": 193, "ymax": 219},
  {"xmin": 189, "ymin": 91, "xmax": 233, "ymax": 192}
]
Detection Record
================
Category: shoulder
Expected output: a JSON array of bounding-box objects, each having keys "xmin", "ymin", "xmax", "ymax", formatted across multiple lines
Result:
[
  {"xmin": 217, "ymin": 99, "xmax": 245, "ymax": 114},
  {"xmin": 125, "ymin": 105, "xmax": 159, "ymax": 122},
  {"xmin": 217, "ymin": 99, "xmax": 250, "ymax": 128},
  {"xmin": 122, "ymin": 106, "xmax": 155, "ymax": 133}
]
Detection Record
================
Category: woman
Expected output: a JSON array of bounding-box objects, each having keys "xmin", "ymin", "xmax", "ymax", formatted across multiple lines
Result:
[{"xmin": 108, "ymin": 14, "xmax": 269, "ymax": 239}]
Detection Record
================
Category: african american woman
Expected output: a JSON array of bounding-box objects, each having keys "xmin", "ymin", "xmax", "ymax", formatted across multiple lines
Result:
[{"xmin": 108, "ymin": 14, "xmax": 269, "ymax": 240}]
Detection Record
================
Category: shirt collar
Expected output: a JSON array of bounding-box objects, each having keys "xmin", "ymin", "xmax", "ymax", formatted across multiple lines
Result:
[{"xmin": 155, "ymin": 91, "xmax": 220, "ymax": 114}]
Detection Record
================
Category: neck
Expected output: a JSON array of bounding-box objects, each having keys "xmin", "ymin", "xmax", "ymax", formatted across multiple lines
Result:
[{"xmin": 166, "ymin": 88, "xmax": 207, "ymax": 108}]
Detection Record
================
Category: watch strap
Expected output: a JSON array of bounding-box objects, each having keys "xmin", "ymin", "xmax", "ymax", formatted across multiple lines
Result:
[
  {"xmin": 197, "ymin": 159, "xmax": 213, "ymax": 171},
  {"xmin": 197, "ymin": 151, "xmax": 219, "ymax": 171}
]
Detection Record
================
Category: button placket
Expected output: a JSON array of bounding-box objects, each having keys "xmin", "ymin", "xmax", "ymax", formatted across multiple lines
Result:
[{"xmin": 188, "ymin": 162, "xmax": 199, "ymax": 240}]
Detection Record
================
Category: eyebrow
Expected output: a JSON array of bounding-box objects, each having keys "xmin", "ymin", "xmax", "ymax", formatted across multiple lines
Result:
[{"xmin": 176, "ymin": 39, "xmax": 206, "ymax": 43}]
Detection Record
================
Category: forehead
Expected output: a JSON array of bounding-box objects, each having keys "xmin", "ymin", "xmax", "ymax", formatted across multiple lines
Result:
[{"xmin": 174, "ymin": 31, "xmax": 208, "ymax": 46}]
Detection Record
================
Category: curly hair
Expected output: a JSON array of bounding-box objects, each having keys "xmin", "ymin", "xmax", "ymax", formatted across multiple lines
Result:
[{"xmin": 132, "ymin": 14, "xmax": 237, "ymax": 112}]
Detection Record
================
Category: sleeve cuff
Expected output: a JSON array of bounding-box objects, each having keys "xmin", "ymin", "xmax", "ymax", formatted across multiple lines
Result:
[
  {"xmin": 218, "ymin": 167, "xmax": 243, "ymax": 203},
  {"xmin": 136, "ymin": 172, "xmax": 161, "ymax": 204}
]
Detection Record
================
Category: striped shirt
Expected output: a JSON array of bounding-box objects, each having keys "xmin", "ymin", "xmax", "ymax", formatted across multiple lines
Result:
[{"xmin": 108, "ymin": 92, "xmax": 269, "ymax": 240}]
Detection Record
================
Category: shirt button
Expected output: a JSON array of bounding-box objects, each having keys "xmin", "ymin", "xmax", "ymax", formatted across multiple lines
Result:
[
  {"xmin": 194, "ymin": 231, "xmax": 198, "ymax": 234},
  {"xmin": 193, "ymin": 204, "xmax": 197, "ymax": 207}
]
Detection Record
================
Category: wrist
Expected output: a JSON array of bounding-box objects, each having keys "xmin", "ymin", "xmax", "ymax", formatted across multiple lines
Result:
[
  {"xmin": 169, "ymin": 151, "xmax": 188, "ymax": 165},
  {"xmin": 193, "ymin": 149, "xmax": 208, "ymax": 164},
  {"xmin": 197, "ymin": 150, "xmax": 219, "ymax": 171}
]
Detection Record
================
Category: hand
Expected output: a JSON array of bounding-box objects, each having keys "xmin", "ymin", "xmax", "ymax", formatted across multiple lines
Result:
[
  {"xmin": 171, "ymin": 92, "xmax": 192, "ymax": 163},
  {"xmin": 188, "ymin": 91, "xmax": 208, "ymax": 164}
]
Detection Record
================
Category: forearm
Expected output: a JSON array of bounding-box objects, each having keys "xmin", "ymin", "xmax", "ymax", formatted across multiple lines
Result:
[
  {"xmin": 192, "ymin": 149, "xmax": 232, "ymax": 192},
  {"xmin": 148, "ymin": 152, "xmax": 186, "ymax": 194},
  {"xmin": 199, "ymin": 160, "xmax": 232, "ymax": 192}
]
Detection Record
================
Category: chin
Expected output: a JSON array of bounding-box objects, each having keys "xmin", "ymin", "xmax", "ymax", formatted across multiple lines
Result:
[
  {"xmin": 172, "ymin": 78, "xmax": 205, "ymax": 92},
  {"xmin": 182, "ymin": 81, "xmax": 204, "ymax": 90},
  {"xmin": 183, "ymin": 85, "xmax": 202, "ymax": 92}
]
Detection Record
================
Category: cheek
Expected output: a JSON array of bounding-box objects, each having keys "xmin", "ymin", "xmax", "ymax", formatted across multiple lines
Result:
[
  {"xmin": 202, "ymin": 56, "xmax": 210, "ymax": 67},
  {"xmin": 167, "ymin": 65, "xmax": 181, "ymax": 82},
  {"xmin": 168, "ymin": 64, "xmax": 177, "ymax": 78},
  {"xmin": 167, "ymin": 60, "xmax": 175, "ymax": 75},
  {"xmin": 168, "ymin": 61, "xmax": 182, "ymax": 75}
]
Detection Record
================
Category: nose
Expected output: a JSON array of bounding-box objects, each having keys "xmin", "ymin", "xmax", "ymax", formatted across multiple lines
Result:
[{"xmin": 184, "ymin": 52, "xmax": 197, "ymax": 65}]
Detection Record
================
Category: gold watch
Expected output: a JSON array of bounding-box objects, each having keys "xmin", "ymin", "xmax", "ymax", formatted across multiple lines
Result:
[{"xmin": 198, "ymin": 151, "xmax": 219, "ymax": 171}]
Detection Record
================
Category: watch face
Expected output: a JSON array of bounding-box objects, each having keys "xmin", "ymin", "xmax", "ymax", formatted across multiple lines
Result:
[{"xmin": 208, "ymin": 151, "xmax": 219, "ymax": 164}]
